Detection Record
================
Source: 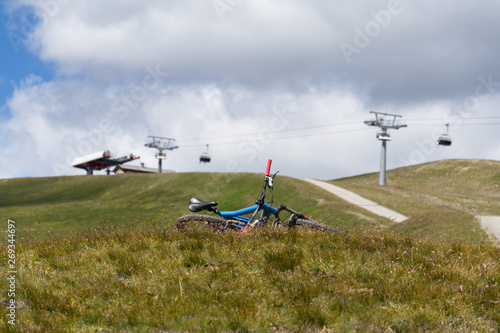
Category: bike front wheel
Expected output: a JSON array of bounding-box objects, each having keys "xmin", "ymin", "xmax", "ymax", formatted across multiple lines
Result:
[
  {"xmin": 292, "ymin": 218, "xmax": 338, "ymax": 232},
  {"xmin": 176, "ymin": 214, "xmax": 228, "ymax": 232}
]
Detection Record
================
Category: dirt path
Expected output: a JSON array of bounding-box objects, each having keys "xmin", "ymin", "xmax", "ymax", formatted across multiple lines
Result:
[
  {"xmin": 303, "ymin": 179, "xmax": 408, "ymax": 223},
  {"xmin": 477, "ymin": 216, "xmax": 500, "ymax": 243}
]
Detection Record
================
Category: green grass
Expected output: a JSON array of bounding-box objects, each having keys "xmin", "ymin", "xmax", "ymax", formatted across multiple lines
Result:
[
  {"xmin": 2, "ymin": 159, "xmax": 500, "ymax": 331},
  {"xmin": 0, "ymin": 172, "xmax": 383, "ymax": 239},
  {"xmin": 1, "ymin": 225, "xmax": 498, "ymax": 332},
  {"xmin": 332, "ymin": 159, "xmax": 500, "ymax": 243},
  {"xmin": 3, "ymin": 159, "xmax": 498, "ymax": 244}
]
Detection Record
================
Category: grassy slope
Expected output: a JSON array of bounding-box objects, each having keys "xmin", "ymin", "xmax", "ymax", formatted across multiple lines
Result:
[
  {"xmin": 1, "ymin": 160, "xmax": 500, "ymax": 331},
  {"xmin": 332, "ymin": 159, "xmax": 500, "ymax": 243},
  {"xmin": 2, "ymin": 225, "xmax": 499, "ymax": 332},
  {"xmin": 0, "ymin": 173, "xmax": 383, "ymax": 238}
]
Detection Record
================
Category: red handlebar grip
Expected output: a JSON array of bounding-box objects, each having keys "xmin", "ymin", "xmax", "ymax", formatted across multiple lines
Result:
[{"xmin": 265, "ymin": 159, "xmax": 272, "ymax": 176}]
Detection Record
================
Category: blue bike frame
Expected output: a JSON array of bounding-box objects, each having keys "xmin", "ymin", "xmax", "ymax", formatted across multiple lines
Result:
[
  {"xmin": 184, "ymin": 159, "xmax": 307, "ymax": 231},
  {"xmin": 217, "ymin": 203, "xmax": 280, "ymax": 229}
]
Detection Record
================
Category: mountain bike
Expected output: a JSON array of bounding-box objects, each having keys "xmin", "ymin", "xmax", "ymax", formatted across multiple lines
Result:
[{"xmin": 176, "ymin": 159, "xmax": 338, "ymax": 232}]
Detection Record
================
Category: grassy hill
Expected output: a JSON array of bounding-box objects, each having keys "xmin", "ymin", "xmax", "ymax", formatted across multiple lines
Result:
[
  {"xmin": 1, "ymin": 160, "xmax": 499, "ymax": 331},
  {"xmin": 2, "ymin": 159, "xmax": 498, "ymax": 242},
  {"xmin": 2, "ymin": 223, "xmax": 499, "ymax": 332},
  {"xmin": 332, "ymin": 159, "xmax": 500, "ymax": 243},
  {"xmin": 0, "ymin": 172, "xmax": 383, "ymax": 239}
]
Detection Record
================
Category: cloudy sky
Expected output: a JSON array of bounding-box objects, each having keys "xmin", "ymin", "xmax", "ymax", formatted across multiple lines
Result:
[{"xmin": 1, "ymin": 0, "xmax": 500, "ymax": 180}]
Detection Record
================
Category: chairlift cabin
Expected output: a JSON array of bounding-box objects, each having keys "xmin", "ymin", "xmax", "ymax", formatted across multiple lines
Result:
[
  {"xmin": 437, "ymin": 135, "xmax": 452, "ymax": 146},
  {"xmin": 199, "ymin": 144, "xmax": 211, "ymax": 164},
  {"xmin": 155, "ymin": 152, "xmax": 167, "ymax": 159},
  {"xmin": 437, "ymin": 124, "xmax": 452, "ymax": 146},
  {"xmin": 376, "ymin": 131, "xmax": 391, "ymax": 141}
]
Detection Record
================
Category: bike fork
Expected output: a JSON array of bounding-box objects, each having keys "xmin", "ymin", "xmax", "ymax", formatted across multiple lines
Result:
[{"xmin": 221, "ymin": 221, "xmax": 231, "ymax": 232}]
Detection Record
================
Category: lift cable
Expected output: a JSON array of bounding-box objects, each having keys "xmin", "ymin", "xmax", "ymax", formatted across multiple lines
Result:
[
  {"xmin": 114, "ymin": 115, "xmax": 500, "ymax": 154},
  {"xmin": 405, "ymin": 116, "xmax": 500, "ymax": 122},
  {"xmin": 175, "ymin": 120, "xmax": 364, "ymax": 144},
  {"xmin": 408, "ymin": 122, "xmax": 500, "ymax": 127},
  {"xmin": 178, "ymin": 127, "xmax": 372, "ymax": 148}
]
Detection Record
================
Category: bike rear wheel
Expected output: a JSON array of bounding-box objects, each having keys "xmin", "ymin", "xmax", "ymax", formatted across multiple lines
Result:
[
  {"xmin": 176, "ymin": 214, "xmax": 227, "ymax": 232},
  {"xmin": 292, "ymin": 218, "xmax": 338, "ymax": 232}
]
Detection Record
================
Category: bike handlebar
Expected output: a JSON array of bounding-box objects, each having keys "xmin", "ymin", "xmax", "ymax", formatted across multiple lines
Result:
[{"xmin": 265, "ymin": 159, "xmax": 272, "ymax": 176}]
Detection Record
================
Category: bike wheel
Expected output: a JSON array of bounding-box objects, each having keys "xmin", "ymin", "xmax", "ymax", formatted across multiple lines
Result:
[
  {"xmin": 292, "ymin": 218, "xmax": 338, "ymax": 232},
  {"xmin": 176, "ymin": 214, "xmax": 227, "ymax": 232}
]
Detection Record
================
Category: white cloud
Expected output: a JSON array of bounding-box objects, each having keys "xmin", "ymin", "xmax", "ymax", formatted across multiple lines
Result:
[{"xmin": 2, "ymin": 0, "xmax": 500, "ymax": 179}]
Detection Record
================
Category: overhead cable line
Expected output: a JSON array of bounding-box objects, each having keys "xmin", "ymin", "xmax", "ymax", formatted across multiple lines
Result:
[
  {"xmin": 176, "ymin": 116, "xmax": 500, "ymax": 145},
  {"xmin": 408, "ymin": 122, "xmax": 500, "ymax": 127},
  {"xmin": 179, "ymin": 127, "xmax": 372, "ymax": 148},
  {"xmin": 116, "ymin": 115, "xmax": 500, "ymax": 154},
  {"xmin": 406, "ymin": 116, "xmax": 500, "ymax": 121},
  {"xmin": 176, "ymin": 120, "xmax": 364, "ymax": 144}
]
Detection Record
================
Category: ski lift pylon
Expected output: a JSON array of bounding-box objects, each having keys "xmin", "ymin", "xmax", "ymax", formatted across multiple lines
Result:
[
  {"xmin": 437, "ymin": 124, "xmax": 452, "ymax": 146},
  {"xmin": 199, "ymin": 144, "xmax": 211, "ymax": 164}
]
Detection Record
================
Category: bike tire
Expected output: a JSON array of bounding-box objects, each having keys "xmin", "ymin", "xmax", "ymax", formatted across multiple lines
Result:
[
  {"xmin": 176, "ymin": 214, "xmax": 227, "ymax": 232},
  {"xmin": 293, "ymin": 218, "xmax": 338, "ymax": 232}
]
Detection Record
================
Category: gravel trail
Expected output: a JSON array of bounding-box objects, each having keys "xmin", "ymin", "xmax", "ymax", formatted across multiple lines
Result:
[
  {"xmin": 303, "ymin": 179, "xmax": 408, "ymax": 223},
  {"xmin": 477, "ymin": 216, "xmax": 500, "ymax": 243}
]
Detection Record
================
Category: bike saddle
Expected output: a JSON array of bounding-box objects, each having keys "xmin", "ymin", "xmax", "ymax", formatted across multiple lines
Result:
[{"xmin": 188, "ymin": 198, "xmax": 218, "ymax": 212}]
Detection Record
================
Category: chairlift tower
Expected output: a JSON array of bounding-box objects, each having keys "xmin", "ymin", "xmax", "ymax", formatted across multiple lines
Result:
[
  {"xmin": 364, "ymin": 111, "xmax": 407, "ymax": 186},
  {"xmin": 144, "ymin": 136, "xmax": 179, "ymax": 173}
]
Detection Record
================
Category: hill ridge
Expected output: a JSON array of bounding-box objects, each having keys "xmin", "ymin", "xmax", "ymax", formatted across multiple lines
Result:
[{"xmin": 1, "ymin": 158, "xmax": 498, "ymax": 244}]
